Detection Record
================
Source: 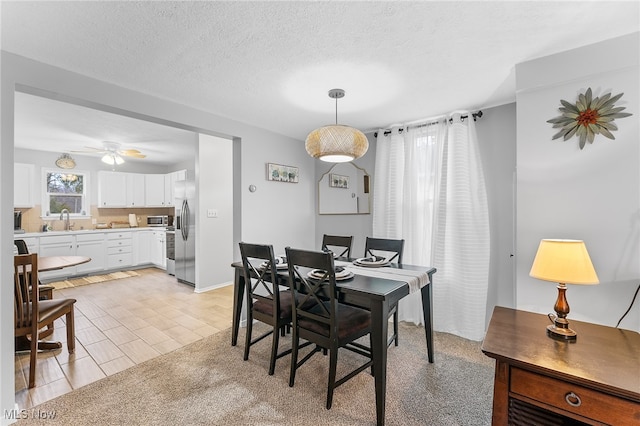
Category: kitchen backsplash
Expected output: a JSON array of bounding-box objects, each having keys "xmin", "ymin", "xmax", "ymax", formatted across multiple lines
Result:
[{"xmin": 16, "ymin": 205, "xmax": 174, "ymax": 233}]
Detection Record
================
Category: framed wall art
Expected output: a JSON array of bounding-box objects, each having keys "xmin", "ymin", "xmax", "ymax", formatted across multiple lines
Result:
[
  {"xmin": 267, "ymin": 163, "xmax": 299, "ymax": 183},
  {"xmin": 329, "ymin": 173, "xmax": 349, "ymax": 189}
]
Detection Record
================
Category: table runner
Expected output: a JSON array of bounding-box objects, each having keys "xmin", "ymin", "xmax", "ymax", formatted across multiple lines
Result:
[{"xmin": 334, "ymin": 260, "xmax": 430, "ymax": 294}]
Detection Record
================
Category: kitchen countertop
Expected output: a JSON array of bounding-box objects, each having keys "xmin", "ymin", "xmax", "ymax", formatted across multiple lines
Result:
[{"xmin": 15, "ymin": 227, "xmax": 167, "ymax": 238}]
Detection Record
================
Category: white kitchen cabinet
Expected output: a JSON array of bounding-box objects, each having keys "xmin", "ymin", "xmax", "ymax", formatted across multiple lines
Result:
[
  {"xmin": 14, "ymin": 163, "xmax": 35, "ymax": 208},
  {"xmin": 164, "ymin": 174, "xmax": 173, "ymax": 207},
  {"xmin": 38, "ymin": 235, "xmax": 76, "ymax": 280},
  {"xmin": 126, "ymin": 173, "xmax": 146, "ymax": 207},
  {"xmin": 150, "ymin": 230, "xmax": 166, "ymax": 269},
  {"xmin": 107, "ymin": 232, "xmax": 133, "ymax": 269},
  {"xmin": 133, "ymin": 229, "xmax": 153, "ymax": 265},
  {"xmin": 144, "ymin": 174, "xmax": 166, "ymax": 207},
  {"xmin": 98, "ymin": 171, "xmax": 127, "ymax": 207},
  {"xmin": 75, "ymin": 233, "xmax": 106, "ymax": 274}
]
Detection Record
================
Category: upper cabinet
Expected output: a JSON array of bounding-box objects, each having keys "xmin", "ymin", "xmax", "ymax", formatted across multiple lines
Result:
[
  {"xmin": 98, "ymin": 170, "xmax": 187, "ymax": 208},
  {"xmin": 98, "ymin": 171, "xmax": 127, "ymax": 207},
  {"xmin": 318, "ymin": 163, "xmax": 371, "ymax": 215},
  {"xmin": 14, "ymin": 163, "xmax": 35, "ymax": 208},
  {"xmin": 144, "ymin": 174, "xmax": 166, "ymax": 207}
]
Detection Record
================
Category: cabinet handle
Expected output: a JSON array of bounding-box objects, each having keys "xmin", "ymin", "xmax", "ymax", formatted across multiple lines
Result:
[{"xmin": 565, "ymin": 392, "xmax": 581, "ymax": 407}]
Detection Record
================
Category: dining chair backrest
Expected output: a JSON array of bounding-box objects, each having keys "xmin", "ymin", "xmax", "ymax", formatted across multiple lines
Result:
[
  {"xmin": 285, "ymin": 247, "xmax": 338, "ymax": 344},
  {"xmin": 321, "ymin": 234, "xmax": 353, "ymax": 258},
  {"xmin": 14, "ymin": 239, "xmax": 29, "ymax": 255},
  {"xmin": 364, "ymin": 237, "xmax": 405, "ymax": 264},
  {"xmin": 14, "ymin": 253, "xmax": 39, "ymax": 332},
  {"xmin": 239, "ymin": 242, "xmax": 282, "ymax": 319}
]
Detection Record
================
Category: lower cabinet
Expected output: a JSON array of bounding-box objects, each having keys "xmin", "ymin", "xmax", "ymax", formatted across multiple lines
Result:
[
  {"xmin": 76, "ymin": 233, "xmax": 106, "ymax": 275},
  {"xmin": 107, "ymin": 232, "xmax": 133, "ymax": 269},
  {"xmin": 38, "ymin": 235, "xmax": 75, "ymax": 281},
  {"xmin": 150, "ymin": 230, "xmax": 166, "ymax": 269}
]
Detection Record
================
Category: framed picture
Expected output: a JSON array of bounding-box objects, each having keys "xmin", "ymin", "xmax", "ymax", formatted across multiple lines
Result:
[
  {"xmin": 267, "ymin": 163, "xmax": 299, "ymax": 183},
  {"xmin": 329, "ymin": 173, "xmax": 349, "ymax": 189}
]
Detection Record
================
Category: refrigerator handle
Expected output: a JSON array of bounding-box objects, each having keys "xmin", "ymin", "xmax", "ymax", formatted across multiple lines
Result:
[
  {"xmin": 184, "ymin": 200, "xmax": 190, "ymax": 241},
  {"xmin": 180, "ymin": 200, "xmax": 187, "ymax": 240}
]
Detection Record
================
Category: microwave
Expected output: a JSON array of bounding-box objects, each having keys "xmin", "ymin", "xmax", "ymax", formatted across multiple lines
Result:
[{"xmin": 147, "ymin": 215, "xmax": 172, "ymax": 227}]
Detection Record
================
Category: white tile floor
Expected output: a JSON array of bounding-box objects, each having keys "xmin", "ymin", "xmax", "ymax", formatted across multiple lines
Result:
[{"xmin": 15, "ymin": 268, "xmax": 234, "ymax": 409}]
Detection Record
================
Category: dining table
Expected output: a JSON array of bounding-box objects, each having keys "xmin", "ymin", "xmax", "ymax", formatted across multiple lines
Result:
[
  {"xmin": 15, "ymin": 254, "xmax": 91, "ymax": 351},
  {"xmin": 230, "ymin": 257, "xmax": 436, "ymax": 426}
]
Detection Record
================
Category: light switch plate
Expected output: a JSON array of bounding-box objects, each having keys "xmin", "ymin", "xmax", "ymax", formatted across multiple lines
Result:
[{"xmin": 207, "ymin": 209, "xmax": 218, "ymax": 218}]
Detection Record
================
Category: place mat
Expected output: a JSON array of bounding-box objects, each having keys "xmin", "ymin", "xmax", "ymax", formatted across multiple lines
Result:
[
  {"xmin": 335, "ymin": 260, "xmax": 430, "ymax": 293},
  {"xmin": 353, "ymin": 256, "xmax": 390, "ymax": 268},
  {"xmin": 307, "ymin": 267, "xmax": 354, "ymax": 281}
]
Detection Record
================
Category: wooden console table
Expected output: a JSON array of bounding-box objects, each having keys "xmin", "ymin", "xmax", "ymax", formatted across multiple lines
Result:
[{"xmin": 482, "ymin": 306, "xmax": 640, "ymax": 425}]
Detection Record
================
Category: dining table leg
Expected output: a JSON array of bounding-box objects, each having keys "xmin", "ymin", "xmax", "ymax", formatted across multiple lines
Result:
[
  {"xmin": 231, "ymin": 268, "xmax": 245, "ymax": 346},
  {"xmin": 421, "ymin": 278, "xmax": 434, "ymax": 363},
  {"xmin": 370, "ymin": 298, "xmax": 389, "ymax": 426}
]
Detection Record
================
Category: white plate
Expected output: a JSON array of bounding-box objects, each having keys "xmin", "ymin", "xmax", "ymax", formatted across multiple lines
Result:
[
  {"xmin": 353, "ymin": 257, "xmax": 390, "ymax": 268},
  {"xmin": 307, "ymin": 269, "xmax": 354, "ymax": 281}
]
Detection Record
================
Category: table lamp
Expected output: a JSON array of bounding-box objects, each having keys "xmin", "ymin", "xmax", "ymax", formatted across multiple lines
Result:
[{"xmin": 529, "ymin": 239, "xmax": 599, "ymax": 341}]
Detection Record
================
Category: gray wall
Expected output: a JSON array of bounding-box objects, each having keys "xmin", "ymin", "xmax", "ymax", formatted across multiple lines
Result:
[
  {"xmin": 515, "ymin": 32, "xmax": 639, "ymax": 330},
  {"xmin": 475, "ymin": 104, "xmax": 517, "ymax": 320}
]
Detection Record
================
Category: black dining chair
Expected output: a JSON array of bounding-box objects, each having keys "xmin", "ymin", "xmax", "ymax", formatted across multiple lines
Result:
[
  {"xmin": 285, "ymin": 247, "xmax": 373, "ymax": 409},
  {"xmin": 321, "ymin": 234, "xmax": 353, "ymax": 258},
  {"xmin": 14, "ymin": 239, "xmax": 54, "ymax": 301},
  {"xmin": 238, "ymin": 242, "xmax": 298, "ymax": 375},
  {"xmin": 364, "ymin": 237, "xmax": 405, "ymax": 347}
]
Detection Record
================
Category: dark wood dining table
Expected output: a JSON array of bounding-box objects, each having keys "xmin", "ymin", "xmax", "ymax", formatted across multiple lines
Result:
[
  {"xmin": 15, "ymin": 254, "xmax": 91, "ymax": 351},
  {"xmin": 230, "ymin": 259, "xmax": 436, "ymax": 426}
]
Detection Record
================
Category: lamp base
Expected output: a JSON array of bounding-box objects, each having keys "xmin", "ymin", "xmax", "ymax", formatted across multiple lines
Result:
[{"xmin": 546, "ymin": 324, "xmax": 577, "ymax": 341}]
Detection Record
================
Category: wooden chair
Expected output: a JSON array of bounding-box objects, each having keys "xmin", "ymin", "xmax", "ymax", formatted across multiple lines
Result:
[
  {"xmin": 239, "ymin": 242, "xmax": 300, "ymax": 375},
  {"xmin": 14, "ymin": 254, "xmax": 76, "ymax": 388},
  {"xmin": 321, "ymin": 234, "xmax": 353, "ymax": 258},
  {"xmin": 14, "ymin": 239, "xmax": 54, "ymax": 300},
  {"xmin": 364, "ymin": 237, "xmax": 405, "ymax": 347},
  {"xmin": 285, "ymin": 247, "xmax": 373, "ymax": 409}
]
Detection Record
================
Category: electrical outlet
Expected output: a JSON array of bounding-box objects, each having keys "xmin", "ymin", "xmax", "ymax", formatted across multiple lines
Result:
[
  {"xmin": 92, "ymin": 218, "xmax": 97, "ymax": 224},
  {"xmin": 207, "ymin": 209, "xmax": 218, "ymax": 218}
]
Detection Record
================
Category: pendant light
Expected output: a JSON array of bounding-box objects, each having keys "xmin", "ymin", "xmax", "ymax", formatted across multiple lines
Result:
[{"xmin": 305, "ymin": 89, "xmax": 368, "ymax": 162}]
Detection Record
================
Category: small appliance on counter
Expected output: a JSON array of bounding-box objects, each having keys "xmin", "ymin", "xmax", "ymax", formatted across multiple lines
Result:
[
  {"xmin": 14, "ymin": 211, "xmax": 25, "ymax": 234},
  {"xmin": 147, "ymin": 215, "xmax": 172, "ymax": 227}
]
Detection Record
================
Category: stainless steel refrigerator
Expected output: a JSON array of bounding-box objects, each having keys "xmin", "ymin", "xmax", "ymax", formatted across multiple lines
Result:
[{"xmin": 175, "ymin": 179, "xmax": 196, "ymax": 286}]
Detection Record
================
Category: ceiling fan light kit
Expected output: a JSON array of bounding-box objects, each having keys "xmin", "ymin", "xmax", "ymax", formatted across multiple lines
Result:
[
  {"xmin": 102, "ymin": 153, "xmax": 125, "ymax": 165},
  {"xmin": 72, "ymin": 140, "xmax": 146, "ymax": 166},
  {"xmin": 305, "ymin": 89, "xmax": 368, "ymax": 163}
]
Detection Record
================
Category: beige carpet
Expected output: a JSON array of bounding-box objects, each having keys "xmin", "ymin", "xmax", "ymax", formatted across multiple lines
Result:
[
  {"xmin": 17, "ymin": 323, "xmax": 494, "ymax": 425},
  {"xmin": 48, "ymin": 270, "xmax": 140, "ymax": 289}
]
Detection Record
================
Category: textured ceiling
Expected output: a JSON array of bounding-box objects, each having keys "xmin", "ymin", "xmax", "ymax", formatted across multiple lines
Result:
[{"xmin": 2, "ymin": 1, "xmax": 639, "ymax": 164}]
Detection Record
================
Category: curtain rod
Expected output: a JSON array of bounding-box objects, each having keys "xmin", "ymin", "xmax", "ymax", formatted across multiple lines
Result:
[{"xmin": 374, "ymin": 110, "xmax": 483, "ymax": 138}]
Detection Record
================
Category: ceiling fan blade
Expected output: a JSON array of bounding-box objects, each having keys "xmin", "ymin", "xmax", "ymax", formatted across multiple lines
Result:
[
  {"xmin": 71, "ymin": 146, "xmax": 107, "ymax": 153},
  {"xmin": 128, "ymin": 153, "xmax": 147, "ymax": 158},
  {"xmin": 119, "ymin": 149, "xmax": 146, "ymax": 158}
]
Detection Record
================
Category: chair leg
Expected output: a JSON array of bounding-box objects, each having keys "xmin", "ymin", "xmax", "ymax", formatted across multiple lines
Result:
[
  {"xmin": 393, "ymin": 309, "xmax": 399, "ymax": 346},
  {"xmin": 268, "ymin": 325, "xmax": 280, "ymax": 375},
  {"xmin": 326, "ymin": 345, "xmax": 338, "ymax": 409},
  {"xmin": 66, "ymin": 310, "xmax": 75, "ymax": 354},
  {"xmin": 243, "ymin": 313, "xmax": 253, "ymax": 361},
  {"xmin": 28, "ymin": 333, "xmax": 38, "ymax": 388},
  {"xmin": 289, "ymin": 328, "xmax": 299, "ymax": 387}
]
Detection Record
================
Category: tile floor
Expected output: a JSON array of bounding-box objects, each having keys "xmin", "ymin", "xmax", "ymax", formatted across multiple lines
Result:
[{"xmin": 14, "ymin": 268, "xmax": 234, "ymax": 409}]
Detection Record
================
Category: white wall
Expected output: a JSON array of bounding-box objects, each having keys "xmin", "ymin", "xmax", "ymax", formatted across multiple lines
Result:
[
  {"xmin": 195, "ymin": 134, "xmax": 233, "ymax": 291},
  {"xmin": 1, "ymin": 51, "xmax": 315, "ymax": 420},
  {"xmin": 516, "ymin": 32, "xmax": 640, "ymax": 330}
]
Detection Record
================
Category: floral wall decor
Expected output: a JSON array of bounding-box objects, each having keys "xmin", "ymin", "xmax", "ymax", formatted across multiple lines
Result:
[{"xmin": 547, "ymin": 87, "xmax": 632, "ymax": 149}]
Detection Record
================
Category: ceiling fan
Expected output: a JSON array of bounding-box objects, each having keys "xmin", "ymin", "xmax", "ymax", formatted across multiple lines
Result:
[{"xmin": 72, "ymin": 141, "xmax": 146, "ymax": 165}]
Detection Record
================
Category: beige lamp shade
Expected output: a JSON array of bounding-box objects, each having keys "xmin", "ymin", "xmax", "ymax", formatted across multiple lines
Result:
[
  {"xmin": 305, "ymin": 125, "xmax": 369, "ymax": 163},
  {"xmin": 529, "ymin": 239, "xmax": 599, "ymax": 285}
]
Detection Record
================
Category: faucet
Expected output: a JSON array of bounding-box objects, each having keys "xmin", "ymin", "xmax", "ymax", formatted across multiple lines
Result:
[{"xmin": 60, "ymin": 208, "xmax": 71, "ymax": 231}]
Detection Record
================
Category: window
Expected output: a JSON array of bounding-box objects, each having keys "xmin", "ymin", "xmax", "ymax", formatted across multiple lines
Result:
[{"xmin": 41, "ymin": 169, "xmax": 90, "ymax": 218}]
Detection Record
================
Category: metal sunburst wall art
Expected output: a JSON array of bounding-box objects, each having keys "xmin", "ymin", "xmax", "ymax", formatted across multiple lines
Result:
[{"xmin": 547, "ymin": 87, "xmax": 632, "ymax": 149}]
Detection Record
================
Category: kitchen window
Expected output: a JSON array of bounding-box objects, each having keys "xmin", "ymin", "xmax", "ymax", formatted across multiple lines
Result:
[{"xmin": 41, "ymin": 169, "xmax": 90, "ymax": 218}]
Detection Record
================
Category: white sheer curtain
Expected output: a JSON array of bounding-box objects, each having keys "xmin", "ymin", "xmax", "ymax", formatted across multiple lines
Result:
[{"xmin": 372, "ymin": 112, "xmax": 490, "ymax": 341}]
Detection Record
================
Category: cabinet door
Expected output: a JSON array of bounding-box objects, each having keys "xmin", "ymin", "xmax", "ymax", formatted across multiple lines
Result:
[
  {"xmin": 98, "ymin": 171, "xmax": 127, "ymax": 207},
  {"xmin": 76, "ymin": 234, "xmax": 106, "ymax": 274},
  {"xmin": 39, "ymin": 236, "xmax": 76, "ymax": 280},
  {"xmin": 164, "ymin": 174, "xmax": 174, "ymax": 207},
  {"xmin": 14, "ymin": 163, "xmax": 35, "ymax": 208},
  {"xmin": 134, "ymin": 230, "xmax": 153, "ymax": 265},
  {"xmin": 144, "ymin": 174, "xmax": 166, "ymax": 206},
  {"xmin": 126, "ymin": 173, "xmax": 146, "ymax": 207}
]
